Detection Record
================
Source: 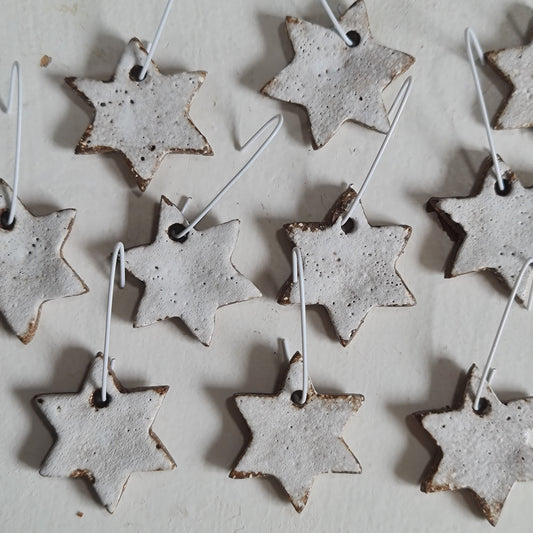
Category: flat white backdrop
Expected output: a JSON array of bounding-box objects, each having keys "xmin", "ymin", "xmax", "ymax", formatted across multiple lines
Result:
[{"xmin": 2, "ymin": 1, "xmax": 533, "ymax": 531}]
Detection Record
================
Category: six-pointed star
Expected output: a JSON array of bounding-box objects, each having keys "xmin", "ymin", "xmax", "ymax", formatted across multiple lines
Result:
[
  {"xmin": 125, "ymin": 196, "xmax": 261, "ymax": 345},
  {"xmin": 486, "ymin": 40, "xmax": 533, "ymax": 129},
  {"xmin": 428, "ymin": 156, "xmax": 533, "ymax": 303},
  {"xmin": 231, "ymin": 353, "xmax": 363, "ymax": 512},
  {"xmin": 415, "ymin": 365, "xmax": 533, "ymax": 526},
  {"xmin": 262, "ymin": 0, "xmax": 414, "ymax": 148},
  {"xmin": 278, "ymin": 187, "xmax": 415, "ymax": 346},
  {"xmin": 35, "ymin": 354, "xmax": 175, "ymax": 513},
  {"xmin": 67, "ymin": 38, "xmax": 213, "ymax": 191},
  {"xmin": 0, "ymin": 179, "xmax": 88, "ymax": 343}
]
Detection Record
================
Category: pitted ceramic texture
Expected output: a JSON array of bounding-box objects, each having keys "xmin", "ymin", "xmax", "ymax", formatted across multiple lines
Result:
[
  {"xmin": 486, "ymin": 43, "xmax": 533, "ymax": 129},
  {"xmin": 279, "ymin": 187, "xmax": 414, "ymax": 346},
  {"xmin": 417, "ymin": 365, "xmax": 533, "ymax": 526},
  {"xmin": 35, "ymin": 354, "xmax": 176, "ymax": 513},
  {"xmin": 0, "ymin": 179, "xmax": 87, "ymax": 343},
  {"xmin": 66, "ymin": 38, "xmax": 212, "ymax": 191},
  {"xmin": 125, "ymin": 196, "xmax": 261, "ymax": 346},
  {"xmin": 261, "ymin": 0, "xmax": 414, "ymax": 148},
  {"xmin": 231, "ymin": 353, "xmax": 363, "ymax": 512},
  {"xmin": 431, "ymin": 157, "xmax": 533, "ymax": 303}
]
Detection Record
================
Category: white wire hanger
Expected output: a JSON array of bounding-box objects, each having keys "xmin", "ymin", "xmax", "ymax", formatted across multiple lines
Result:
[
  {"xmin": 474, "ymin": 257, "xmax": 533, "ymax": 411},
  {"xmin": 283, "ymin": 247, "xmax": 309, "ymax": 405},
  {"xmin": 174, "ymin": 114, "xmax": 283, "ymax": 240},
  {"xmin": 138, "ymin": 0, "xmax": 175, "ymax": 81},
  {"xmin": 341, "ymin": 76, "xmax": 412, "ymax": 224},
  {"xmin": 2, "ymin": 61, "xmax": 22, "ymax": 228},
  {"xmin": 319, "ymin": 0, "xmax": 354, "ymax": 46},
  {"xmin": 465, "ymin": 28, "xmax": 505, "ymax": 192},
  {"xmin": 99, "ymin": 242, "xmax": 126, "ymax": 405}
]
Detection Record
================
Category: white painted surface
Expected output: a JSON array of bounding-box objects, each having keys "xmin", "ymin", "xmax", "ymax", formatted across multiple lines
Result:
[{"xmin": 2, "ymin": 1, "xmax": 533, "ymax": 531}]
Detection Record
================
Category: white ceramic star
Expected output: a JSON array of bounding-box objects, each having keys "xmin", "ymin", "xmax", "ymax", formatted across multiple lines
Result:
[
  {"xmin": 486, "ymin": 41, "xmax": 533, "ymax": 129},
  {"xmin": 230, "ymin": 353, "xmax": 363, "ymax": 512},
  {"xmin": 67, "ymin": 38, "xmax": 213, "ymax": 191},
  {"xmin": 278, "ymin": 187, "xmax": 414, "ymax": 346},
  {"xmin": 35, "ymin": 354, "xmax": 176, "ymax": 513},
  {"xmin": 0, "ymin": 179, "xmax": 87, "ymax": 343},
  {"xmin": 262, "ymin": 0, "xmax": 414, "ymax": 148},
  {"xmin": 416, "ymin": 365, "xmax": 533, "ymax": 526},
  {"xmin": 429, "ymin": 157, "xmax": 533, "ymax": 303},
  {"xmin": 125, "ymin": 196, "xmax": 261, "ymax": 345}
]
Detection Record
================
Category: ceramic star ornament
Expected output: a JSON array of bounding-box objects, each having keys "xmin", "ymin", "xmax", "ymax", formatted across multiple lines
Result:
[
  {"xmin": 261, "ymin": 0, "xmax": 414, "ymax": 148},
  {"xmin": 428, "ymin": 156, "xmax": 533, "ymax": 303},
  {"xmin": 35, "ymin": 354, "xmax": 176, "ymax": 513},
  {"xmin": 486, "ymin": 40, "xmax": 533, "ymax": 129},
  {"xmin": 125, "ymin": 196, "xmax": 261, "ymax": 345},
  {"xmin": 414, "ymin": 365, "xmax": 533, "ymax": 526},
  {"xmin": 66, "ymin": 38, "xmax": 212, "ymax": 191},
  {"xmin": 231, "ymin": 353, "xmax": 363, "ymax": 512},
  {"xmin": 278, "ymin": 187, "xmax": 414, "ymax": 346},
  {"xmin": 0, "ymin": 179, "xmax": 87, "ymax": 343}
]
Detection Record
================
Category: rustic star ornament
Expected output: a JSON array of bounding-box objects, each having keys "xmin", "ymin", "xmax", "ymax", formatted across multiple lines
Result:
[
  {"xmin": 125, "ymin": 196, "xmax": 261, "ymax": 345},
  {"xmin": 261, "ymin": 0, "xmax": 414, "ymax": 148},
  {"xmin": 35, "ymin": 354, "xmax": 176, "ymax": 513},
  {"xmin": 66, "ymin": 37, "xmax": 212, "ymax": 191},
  {"xmin": 414, "ymin": 364, "xmax": 533, "ymax": 526},
  {"xmin": 230, "ymin": 353, "xmax": 363, "ymax": 512},
  {"xmin": 486, "ymin": 41, "xmax": 533, "ymax": 129},
  {"xmin": 0, "ymin": 179, "xmax": 88, "ymax": 343},
  {"xmin": 278, "ymin": 187, "xmax": 414, "ymax": 346},
  {"xmin": 428, "ymin": 156, "xmax": 533, "ymax": 303}
]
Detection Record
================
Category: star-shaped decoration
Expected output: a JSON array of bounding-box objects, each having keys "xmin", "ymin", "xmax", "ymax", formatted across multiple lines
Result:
[
  {"xmin": 230, "ymin": 353, "xmax": 363, "ymax": 512},
  {"xmin": 414, "ymin": 364, "xmax": 533, "ymax": 526},
  {"xmin": 125, "ymin": 196, "xmax": 261, "ymax": 346},
  {"xmin": 428, "ymin": 156, "xmax": 533, "ymax": 303},
  {"xmin": 0, "ymin": 179, "xmax": 88, "ymax": 343},
  {"xmin": 486, "ymin": 40, "xmax": 533, "ymax": 129},
  {"xmin": 35, "ymin": 354, "xmax": 176, "ymax": 513},
  {"xmin": 66, "ymin": 38, "xmax": 213, "ymax": 191},
  {"xmin": 261, "ymin": 0, "xmax": 414, "ymax": 148},
  {"xmin": 278, "ymin": 187, "xmax": 415, "ymax": 346}
]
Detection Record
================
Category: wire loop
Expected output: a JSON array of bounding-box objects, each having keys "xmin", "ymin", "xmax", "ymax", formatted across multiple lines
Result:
[
  {"xmin": 341, "ymin": 77, "xmax": 412, "ymax": 224},
  {"xmin": 474, "ymin": 258, "xmax": 533, "ymax": 410},
  {"xmin": 101, "ymin": 242, "xmax": 126, "ymax": 401},
  {"xmin": 2, "ymin": 61, "xmax": 22, "ymax": 226},
  {"xmin": 465, "ymin": 28, "xmax": 504, "ymax": 192},
  {"xmin": 319, "ymin": 0, "xmax": 353, "ymax": 46},
  {"xmin": 291, "ymin": 247, "xmax": 309, "ymax": 404},
  {"xmin": 139, "ymin": 0, "xmax": 175, "ymax": 81},
  {"xmin": 175, "ymin": 114, "xmax": 283, "ymax": 240}
]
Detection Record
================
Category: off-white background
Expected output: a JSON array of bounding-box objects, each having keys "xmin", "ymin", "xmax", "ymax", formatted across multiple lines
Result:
[{"xmin": 2, "ymin": 1, "xmax": 533, "ymax": 531}]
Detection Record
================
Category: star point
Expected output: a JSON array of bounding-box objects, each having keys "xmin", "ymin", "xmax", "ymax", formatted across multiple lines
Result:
[
  {"xmin": 231, "ymin": 353, "xmax": 363, "ymax": 512},
  {"xmin": 35, "ymin": 354, "xmax": 175, "ymax": 513},
  {"xmin": 261, "ymin": 0, "xmax": 414, "ymax": 148},
  {"xmin": 67, "ymin": 38, "xmax": 213, "ymax": 191}
]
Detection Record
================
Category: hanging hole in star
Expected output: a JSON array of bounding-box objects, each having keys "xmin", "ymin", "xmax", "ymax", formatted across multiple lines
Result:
[
  {"xmin": 473, "ymin": 397, "xmax": 491, "ymax": 416},
  {"xmin": 494, "ymin": 179, "xmax": 512, "ymax": 197},
  {"xmin": 0, "ymin": 210, "xmax": 15, "ymax": 230},
  {"xmin": 129, "ymin": 65, "xmax": 146, "ymax": 82},
  {"xmin": 291, "ymin": 390, "xmax": 305, "ymax": 405},
  {"xmin": 91, "ymin": 389, "xmax": 112, "ymax": 409},
  {"xmin": 168, "ymin": 223, "xmax": 189, "ymax": 243},
  {"xmin": 341, "ymin": 218, "xmax": 356, "ymax": 234},
  {"xmin": 346, "ymin": 30, "xmax": 361, "ymax": 47}
]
